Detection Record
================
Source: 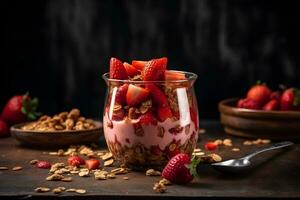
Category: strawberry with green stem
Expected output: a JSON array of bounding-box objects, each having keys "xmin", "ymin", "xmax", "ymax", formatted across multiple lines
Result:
[
  {"xmin": 162, "ymin": 153, "xmax": 201, "ymax": 184},
  {"xmin": 1, "ymin": 93, "xmax": 40, "ymax": 125}
]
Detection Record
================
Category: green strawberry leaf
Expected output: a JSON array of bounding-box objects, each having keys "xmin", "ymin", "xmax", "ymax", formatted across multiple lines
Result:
[
  {"xmin": 187, "ymin": 156, "xmax": 201, "ymax": 179},
  {"xmin": 293, "ymin": 88, "xmax": 300, "ymax": 106},
  {"xmin": 27, "ymin": 112, "xmax": 37, "ymax": 120}
]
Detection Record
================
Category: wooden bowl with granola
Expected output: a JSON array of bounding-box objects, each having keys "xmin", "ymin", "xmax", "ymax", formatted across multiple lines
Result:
[
  {"xmin": 10, "ymin": 109, "xmax": 103, "ymax": 147},
  {"xmin": 219, "ymin": 98, "xmax": 300, "ymax": 139}
]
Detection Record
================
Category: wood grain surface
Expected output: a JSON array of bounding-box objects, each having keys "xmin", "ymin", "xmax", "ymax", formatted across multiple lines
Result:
[{"xmin": 0, "ymin": 122, "xmax": 299, "ymax": 199}]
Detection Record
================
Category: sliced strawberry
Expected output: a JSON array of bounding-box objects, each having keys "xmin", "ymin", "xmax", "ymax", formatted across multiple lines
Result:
[
  {"xmin": 124, "ymin": 62, "xmax": 139, "ymax": 77},
  {"xmin": 68, "ymin": 156, "xmax": 85, "ymax": 167},
  {"xmin": 142, "ymin": 57, "xmax": 168, "ymax": 81},
  {"xmin": 132, "ymin": 60, "xmax": 147, "ymax": 71},
  {"xmin": 204, "ymin": 142, "xmax": 218, "ymax": 151},
  {"xmin": 36, "ymin": 161, "xmax": 51, "ymax": 169},
  {"xmin": 126, "ymin": 84, "xmax": 150, "ymax": 106},
  {"xmin": 85, "ymin": 159, "xmax": 100, "ymax": 170},
  {"xmin": 115, "ymin": 84, "xmax": 129, "ymax": 105},
  {"xmin": 165, "ymin": 70, "xmax": 186, "ymax": 81},
  {"xmin": 146, "ymin": 84, "xmax": 169, "ymax": 108},
  {"xmin": 109, "ymin": 57, "xmax": 128, "ymax": 79},
  {"xmin": 139, "ymin": 112, "xmax": 157, "ymax": 126},
  {"xmin": 157, "ymin": 106, "xmax": 173, "ymax": 122}
]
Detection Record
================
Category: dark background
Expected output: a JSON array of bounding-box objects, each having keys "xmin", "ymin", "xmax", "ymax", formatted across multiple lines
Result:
[{"xmin": 1, "ymin": 0, "xmax": 299, "ymax": 120}]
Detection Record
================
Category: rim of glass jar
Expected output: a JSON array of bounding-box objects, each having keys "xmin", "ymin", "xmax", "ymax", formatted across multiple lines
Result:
[{"xmin": 102, "ymin": 70, "xmax": 198, "ymax": 84}]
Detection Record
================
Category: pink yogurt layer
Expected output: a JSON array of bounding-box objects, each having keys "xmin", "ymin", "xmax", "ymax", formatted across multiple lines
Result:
[{"xmin": 103, "ymin": 114, "xmax": 198, "ymax": 150}]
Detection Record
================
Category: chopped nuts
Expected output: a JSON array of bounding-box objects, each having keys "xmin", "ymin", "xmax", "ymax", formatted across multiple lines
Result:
[
  {"xmin": 35, "ymin": 187, "xmax": 50, "ymax": 193},
  {"xmin": 146, "ymin": 169, "xmax": 161, "ymax": 176},
  {"xmin": 12, "ymin": 166, "xmax": 22, "ymax": 171}
]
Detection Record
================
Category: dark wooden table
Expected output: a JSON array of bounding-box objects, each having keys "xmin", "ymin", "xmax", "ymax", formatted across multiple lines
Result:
[{"xmin": 0, "ymin": 121, "xmax": 299, "ymax": 199}]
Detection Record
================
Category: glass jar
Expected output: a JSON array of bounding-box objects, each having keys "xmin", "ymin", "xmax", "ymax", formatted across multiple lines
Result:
[{"xmin": 102, "ymin": 71, "xmax": 199, "ymax": 170}]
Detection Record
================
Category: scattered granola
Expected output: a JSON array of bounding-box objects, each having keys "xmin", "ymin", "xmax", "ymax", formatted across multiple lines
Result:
[
  {"xmin": 66, "ymin": 188, "xmax": 76, "ymax": 192},
  {"xmin": 75, "ymin": 189, "xmax": 87, "ymax": 194},
  {"xmin": 62, "ymin": 177, "xmax": 73, "ymax": 182},
  {"xmin": 29, "ymin": 159, "xmax": 39, "ymax": 165},
  {"xmin": 46, "ymin": 174, "xmax": 64, "ymax": 181},
  {"xmin": 101, "ymin": 152, "xmax": 113, "ymax": 160},
  {"xmin": 159, "ymin": 178, "xmax": 172, "ymax": 186},
  {"xmin": 123, "ymin": 176, "xmax": 129, "ymax": 180},
  {"xmin": 12, "ymin": 166, "xmax": 22, "ymax": 171},
  {"xmin": 35, "ymin": 187, "xmax": 51, "ymax": 193},
  {"xmin": 223, "ymin": 139, "xmax": 233, "ymax": 146},
  {"xmin": 232, "ymin": 148, "xmax": 240, "ymax": 152},
  {"xmin": 0, "ymin": 166, "xmax": 9, "ymax": 170},
  {"xmin": 146, "ymin": 169, "xmax": 161, "ymax": 176},
  {"xmin": 153, "ymin": 182, "xmax": 167, "ymax": 193},
  {"xmin": 104, "ymin": 158, "xmax": 114, "ymax": 167}
]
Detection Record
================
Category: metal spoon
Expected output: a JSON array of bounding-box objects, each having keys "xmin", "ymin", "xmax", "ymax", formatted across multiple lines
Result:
[{"xmin": 211, "ymin": 141, "xmax": 294, "ymax": 173}]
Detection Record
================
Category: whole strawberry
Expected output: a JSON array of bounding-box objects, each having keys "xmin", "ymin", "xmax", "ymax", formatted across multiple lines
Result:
[
  {"xmin": 162, "ymin": 153, "xmax": 200, "ymax": 184},
  {"xmin": 1, "ymin": 93, "xmax": 40, "ymax": 125},
  {"xmin": 0, "ymin": 119, "xmax": 9, "ymax": 137},
  {"xmin": 280, "ymin": 88, "xmax": 300, "ymax": 111},
  {"xmin": 247, "ymin": 83, "xmax": 272, "ymax": 106}
]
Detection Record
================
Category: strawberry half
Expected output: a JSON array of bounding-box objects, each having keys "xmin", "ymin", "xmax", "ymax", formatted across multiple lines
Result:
[
  {"xmin": 156, "ymin": 106, "xmax": 173, "ymax": 122},
  {"xmin": 109, "ymin": 57, "xmax": 128, "ymax": 79},
  {"xmin": 85, "ymin": 159, "xmax": 100, "ymax": 170},
  {"xmin": 126, "ymin": 84, "xmax": 150, "ymax": 106},
  {"xmin": 124, "ymin": 62, "xmax": 139, "ymax": 77},
  {"xmin": 1, "ymin": 93, "xmax": 40, "ymax": 125},
  {"xmin": 115, "ymin": 84, "xmax": 129, "ymax": 106},
  {"xmin": 146, "ymin": 84, "xmax": 169, "ymax": 108},
  {"xmin": 139, "ymin": 112, "xmax": 157, "ymax": 126},
  {"xmin": 162, "ymin": 153, "xmax": 200, "ymax": 184},
  {"xmin": 132, "ymin": 60, "xmax": 147, "ymax": 71},
  {"xmin": 142, "ymin": 57, "xmax": 167, "ymax": 81}
]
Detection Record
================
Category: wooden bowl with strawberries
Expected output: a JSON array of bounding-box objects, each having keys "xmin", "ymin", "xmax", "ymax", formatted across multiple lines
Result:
[{"xmin": 219, "ymin": 85, "xmax": 300, "ymax": 140}]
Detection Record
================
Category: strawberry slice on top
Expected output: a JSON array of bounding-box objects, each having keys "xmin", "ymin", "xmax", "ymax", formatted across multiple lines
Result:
[
  {"xmin": 146, "ymin": 84, "xmax": 169, "ymax": 108},
  {"xmin": 115, "ymin": 84, "xmax": 129, "ymax": 106},
  {"xmin": 132, "ymin": 60, "xmax": 147, "ymax": 71},
  {"xmin": 123, "ymin": 62, "xmax": 140, "ymax": 77},
  {"xmin": 109, "ymin": 57, "xmax": 128, "ymax": 79},
  {"xmin": 126, "ymin": 84, "xmax": 150, "ymax": 106},
  {"xmin": 142, "ymin": 57, "xmax": 168, "ymax": 81},
  {"xmin": 165, "ymin": 70, "xmax": 186, "ymax": 81}
]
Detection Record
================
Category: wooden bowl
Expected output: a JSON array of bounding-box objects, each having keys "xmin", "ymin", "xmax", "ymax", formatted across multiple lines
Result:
[
  {"xmin": 10, "ymin": 121, "xmax": 103, "ymax": 147},
  {"xmin": 219, "ymin": 98, "xmax": 300, "ymax": 140}
]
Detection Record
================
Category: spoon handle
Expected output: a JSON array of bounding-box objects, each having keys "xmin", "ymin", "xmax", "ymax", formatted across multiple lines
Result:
[{"xmin": 244, "ymin": 141, "xmax": 294, "ymax": 160}]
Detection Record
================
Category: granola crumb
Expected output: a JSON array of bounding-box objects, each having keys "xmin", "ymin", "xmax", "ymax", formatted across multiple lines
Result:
[
  {"xmin": 66, "ymin": 188, "xmax": 76, "ymax": 192},
  {"xmin": 262, "ymin": 139, "xmax": 271, "ymax": 144},
  {"xmin": 232, "ymin": 148, "xmax": 240, "ymax": 152},
  {"xmin": 123, "ymin": 176, "xmax": 129, "ymax": 180},
  {"xmin": 35, "ymin": 187, "xmax": 50, "ymax": 193},
  {"xmin": 243, "ymin": 141, "xmax": 253, "ymax": 145},
  {"xmin": 159, "ymin": 178, "xmax": 172, "ymax": 185},
  {"xmin": 0, "ymin": 166, "xmax": 9, "ymax": 170},
  {"xmin": 104, "ymin": 158, "xmax": 114, "ymax": 167},
  {"xmin": 153, "ymin": 182, "xmax": 166, "ymax": 193},
  {"xmin": 75, "ymin": 189, "xmax": 86, "ymax": 194},
  {"xmin": 12, "ymin": 166, "xmax": 23, "ymax": 171},
  {"xmin": 146, "ymin": 169, "xmax": 161, "ymax": 176},
  {"xmin": 223, "ymin": 139, "xmax": 232, "ymax": 146},
  {"xmin": 29, "ymin": 159, "xmax": 39, "ymax": 165}
]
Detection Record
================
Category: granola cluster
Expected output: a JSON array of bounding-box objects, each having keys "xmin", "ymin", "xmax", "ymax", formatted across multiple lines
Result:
[{"xmin": 21, "ymin": 109, "xmax": 95, "ymax": 131}]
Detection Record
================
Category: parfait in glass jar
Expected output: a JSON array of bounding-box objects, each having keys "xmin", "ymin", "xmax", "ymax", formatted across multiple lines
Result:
[{"xmin": 103, "ymin": 57, "xmax": 199, "ymax": 170}]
